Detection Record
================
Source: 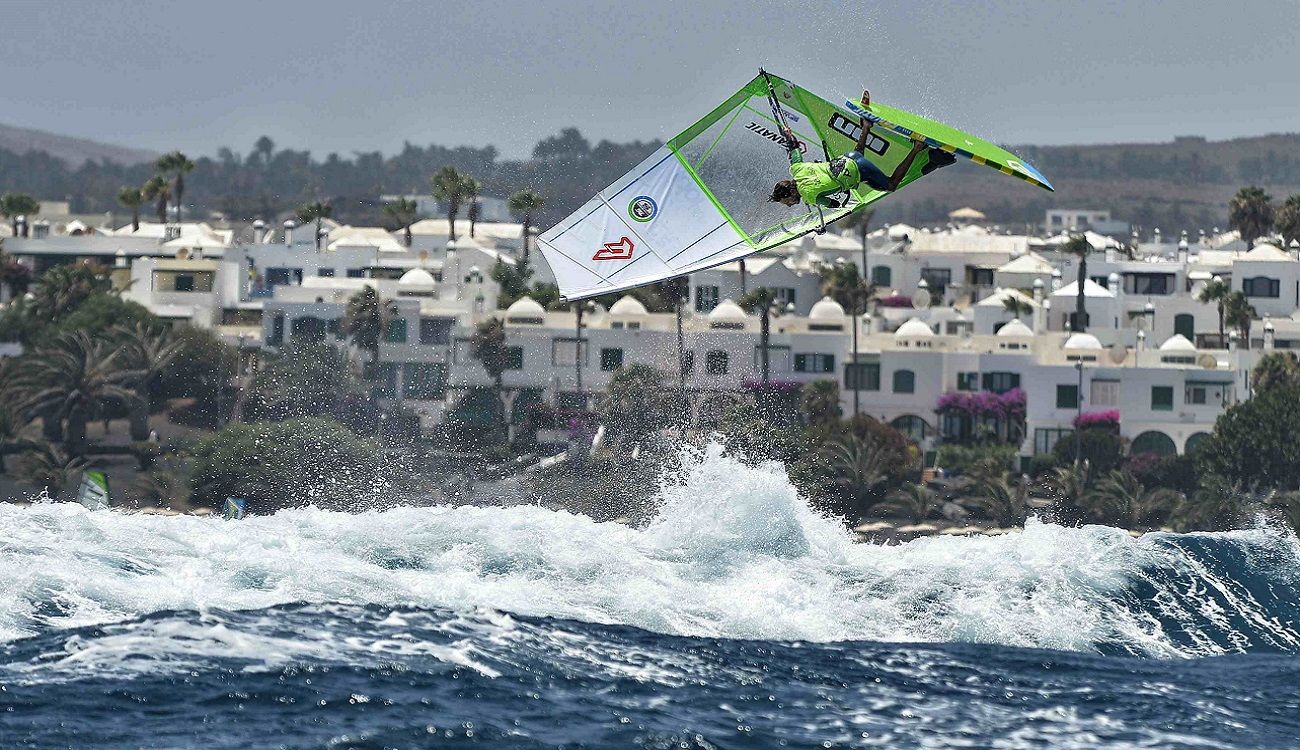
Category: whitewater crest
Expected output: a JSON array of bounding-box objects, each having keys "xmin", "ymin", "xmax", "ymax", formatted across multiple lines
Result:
[{"xmin": 1, "ymin": 442, "xmax": 1298, "ymax": 658}]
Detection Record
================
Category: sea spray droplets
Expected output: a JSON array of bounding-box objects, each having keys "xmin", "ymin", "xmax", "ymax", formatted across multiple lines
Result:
[{"xmin": 1, "ymin": 442, "xmax": 1299, "ymax": 656}]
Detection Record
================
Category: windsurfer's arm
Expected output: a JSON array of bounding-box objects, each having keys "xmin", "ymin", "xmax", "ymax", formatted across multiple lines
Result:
[
  {"xmin": 887, "ymin": 141, "xmax": 927, "ymax": 191},
  {"xmin": 780, "ymin": 123, "xmax": 803, "ymax": 165},
  {"xmin": 854, "ymin": 90, "xmax": 873, "ymax": 153}
]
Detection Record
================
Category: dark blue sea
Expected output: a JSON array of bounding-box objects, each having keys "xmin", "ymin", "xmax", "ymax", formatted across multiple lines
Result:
[{"xmin": 3, "ymin": 446, "xmax": 1299, "ymax": 748}]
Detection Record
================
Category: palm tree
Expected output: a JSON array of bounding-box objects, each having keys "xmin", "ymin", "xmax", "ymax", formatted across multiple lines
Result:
[
  {"xmin": 155, "ymin": 151, "xmax": 195, "ymax": 222},
  {"xmin": 296, "ymin": 201, "xmax": 333, "ymax": 250},
  {"xmin": 1001, "ymin": 295, "xmax": 1035, "ymax": 322},
  {"xmin": 1085, "ymin": 470, "xmax": 1182, "ymax": 529},
  {"xmin": 470, "ymin": 317, "xmax": 511, "ymax": 435},
  {"xmin": 508, "ymin": 190, "xmax": 546, "ymax": 263},
  {"xmin": 464, "ymin": 177, "xmax": 482, "ymax": 238},
  {"xmin": 738, "ymin": 286, "xmax": 779, "ymax": 384},
  {"xmin": 343, "ymin": 286, "xmax": 397, "ymax": 371},
  {"xmin": 1224, "ymin": 290, "xmax": 1256, "ymax": 345},
  {"xmin": 15, "ymin": 331, "xmax": 143, "ymax": 456},
  {"xmin": 117, "ymin": 186, "xmax": 144, "ymax": 232},
  {"xmin": 1228, "ymin": 186, "xmax": 1274, "ymax": 249},
  {"xmin": 12, "ymin": 444, "xmax": 87, "ymax": 499},
  {"xmin": 132, "ymin": 457, "xmax": 193, "ymax": 510},
  {"xmin": 382, "ymin": 197, "xmax": 421, "ymax": 247},
  {"xmin": 1062, "ymin": 233, "xmax": 1099, "ymax": 332},
  {"xmin": 1276, "ymin": 194, "xmax": 1300, "ymax": 249},
  {"xmin": 0, "ymin": 193, "xmax": 40, "ymax": 237},
  {"xmin": 1172, "ymin": 475, "xmax": 1245, "ymax": 532},
  {"xmin": 114, "ymin": 322, "xmax": 182, "ymax": 441},
  {"xmin": 800, "ymin": 380, "xmax": 842, "ymax": 428},
  {"xmin": 842, "ymin": 208, "xmax": 875, "ymax": 284},
  {"xmin": 874, "ymin": 482, "xmax": 941, "ymax": 523},
  {"xmin": 431, "ymin": 167, "xmax": 471, "ymax": 241},
  {"xmin": 30, "ymin": 261, "xmax": 111, "ymax": 320},
  {"xmin": 973, "ymin": 475, "xmax": 1028, "ymax": 527},
  {"xmin": 823, "ymin": 432, "xmax": 891, "ymax": 517},
  {"xmin": 142, "ymin": 176, "xmax": 171, "ymax": 225},
  {"xmin": 1196, "ymin": 276, "xmax": 1231, "ymax": 341}
]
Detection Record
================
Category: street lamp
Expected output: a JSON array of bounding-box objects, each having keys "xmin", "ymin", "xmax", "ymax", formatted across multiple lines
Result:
[
  {"xmin": 575, "ymin": 299, "xmax": 596, "ymax": 406},
  {"xmin": 1073, "ymin": 359, "xmax": 1084, "ymax": 471}
]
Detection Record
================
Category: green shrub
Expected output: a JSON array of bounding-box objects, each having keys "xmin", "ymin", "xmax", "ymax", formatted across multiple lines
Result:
[{"xmin": 938, "ymin": 443, "xmax": 1018, "ymax": 477}]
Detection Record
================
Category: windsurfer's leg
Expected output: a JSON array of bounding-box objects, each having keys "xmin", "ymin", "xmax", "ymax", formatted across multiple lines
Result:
[{"xmin": 847, "ymin": 151, "xmax": 891, "ymax": 193}]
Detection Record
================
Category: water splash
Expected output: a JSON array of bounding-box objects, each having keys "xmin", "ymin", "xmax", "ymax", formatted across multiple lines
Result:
[{"xmin": 2, "ymin": 443, "xmax": 1298, "ymax": 657}]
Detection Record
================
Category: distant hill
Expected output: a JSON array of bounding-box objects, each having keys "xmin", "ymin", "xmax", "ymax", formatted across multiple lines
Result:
[
  {"xmin": 0, "ymin": 123, "xmax": 1296, "ymax": 233},
  {"xmin": 0, "ymin": 123, "xmax": 157, "ymax": 167},
  {"xmin": 874, "ymin": 133, "xmax": 1300, "ymax": 231}
]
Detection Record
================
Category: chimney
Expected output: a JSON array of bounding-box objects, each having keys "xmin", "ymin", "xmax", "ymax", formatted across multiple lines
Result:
[
  {"xmin": 253, "ymin": 219, "xmax": 266, "ymax": 244},
  {"xmin": 1264, "ymin": 319, "xmax": 1275, "ymax": 350},
  {"xmin": 283, "ymin": 219, "xmax": 295, "ymax": 247},
  {"xmin": 15, "ymin": 215, "xmax": 27, "ymax": 238},
  {"xmin": 1178, "ymin": 231, "xmax": 1189, "ymax": 265}
]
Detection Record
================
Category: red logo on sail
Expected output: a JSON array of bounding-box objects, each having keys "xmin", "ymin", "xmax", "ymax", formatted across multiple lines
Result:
[{"xmin": 593, "ymin": 236, "xmax": 634, "ymax": 261}]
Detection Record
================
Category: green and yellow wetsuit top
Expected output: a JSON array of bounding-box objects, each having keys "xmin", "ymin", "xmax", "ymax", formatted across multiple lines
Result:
[{"xmin": 787, "ymin": 149, "xmax": 859, "ymax": 208}]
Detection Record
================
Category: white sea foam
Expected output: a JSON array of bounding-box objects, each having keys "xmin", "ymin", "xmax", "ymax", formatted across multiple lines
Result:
[{"xmin": 1, "ymin": 443, "xmax": 1297, "ymax": 658}]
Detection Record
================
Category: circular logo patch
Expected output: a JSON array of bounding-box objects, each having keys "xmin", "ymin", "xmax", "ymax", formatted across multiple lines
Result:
[{"xmin": 628, "ymin": 195, "xmax": 658, "ymax": 223}]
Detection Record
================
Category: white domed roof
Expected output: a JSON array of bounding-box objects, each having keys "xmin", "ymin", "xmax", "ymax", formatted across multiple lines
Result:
[
  {"xmin": 809, "ymin": 295, "xmax": 845, "ymax": 320},
  {"xmin": 1159, "ymin": 333, "xmax": 1196, "ymax": 352},
  {"xmin": 1063, "ymin": 332, "xmax": 1103, "ymax": 350},
  {"xmin": 707, "ymin": 299, "xmax": 748, "ymax": 326},
  {"xmin": 996, "ymin": 319, "xmax": 1034, "ymax": 337},
  {"xmin": 505, "ymin": 295, "xmax": 545, "ymax": 317},
  {"xmin": 398, "ymin": 267, "xmax": 436, "ymax": 286},
  {"xmin": 894, "ymin": 317, "xmax": 934, "ymax": 338},
  {"xmin": 608, "ymin": 295, "xmax": 648, "ymax": 316}
]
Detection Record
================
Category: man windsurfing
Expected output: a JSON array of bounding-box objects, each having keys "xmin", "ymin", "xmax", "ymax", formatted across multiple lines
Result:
[{"xmin": 769, "ymin": 90, "xmax": 956, "ymax": 209}]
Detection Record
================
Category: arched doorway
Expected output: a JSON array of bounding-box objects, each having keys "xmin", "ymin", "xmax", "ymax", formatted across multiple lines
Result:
[
  {"xmin": 1184, "ymin": 432, "xmax": 1211, "ymax": 454},
  {"xmin": 890, "ymin": 415, "xmax": 930, "ymax": 443},
  {"xmin": 1174, "ymin": 313, "xmax": 1195, "ymax": 340},
  {"xmin": 1131, "ymin": 430, "xmax": 1176, "ymax": 456}
]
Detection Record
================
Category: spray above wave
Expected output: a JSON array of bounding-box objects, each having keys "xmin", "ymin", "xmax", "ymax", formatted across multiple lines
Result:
[{"xmin": 1, "ymin": 443, "xmax": 1298, "ymax": 657}]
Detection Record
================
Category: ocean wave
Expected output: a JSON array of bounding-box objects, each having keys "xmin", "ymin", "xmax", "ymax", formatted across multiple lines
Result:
[{"xmin": 2, "ymin": 443, "xmax": 1298, "ymax": 658}]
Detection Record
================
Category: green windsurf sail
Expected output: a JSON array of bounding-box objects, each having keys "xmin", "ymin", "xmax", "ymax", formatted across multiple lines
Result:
[
  {"xmin": 538, "ymin": 71, "xmax": 1051, "ymax": 301},
  {"xmin": 77, "ymin": 470, "xmax": 110, "ymax": 510}
]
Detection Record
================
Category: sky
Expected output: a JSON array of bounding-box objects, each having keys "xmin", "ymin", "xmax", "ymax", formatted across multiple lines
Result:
[{"xmin": 4, "ymin": 0, "xmax": 1298, "ymax": 160}]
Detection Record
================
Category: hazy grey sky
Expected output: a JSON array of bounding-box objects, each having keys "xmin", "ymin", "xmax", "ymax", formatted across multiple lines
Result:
[{"xmin": 5, "ymin": 0, "xmax": 1297, "ymax": 159}]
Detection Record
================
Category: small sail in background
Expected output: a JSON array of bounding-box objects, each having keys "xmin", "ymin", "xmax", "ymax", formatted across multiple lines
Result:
[
  {"xmin": 223, "ymin": 498, "xmax": 247, "ymax": 520},
  {"xmin": 76, "ymin": 470, "xmax": 110, "ymax": 510}
]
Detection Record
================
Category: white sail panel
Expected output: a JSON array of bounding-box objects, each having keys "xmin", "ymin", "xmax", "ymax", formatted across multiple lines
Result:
[{"xmin": 539, "ymin": 146, "xmax": 746, "ymax": 300}]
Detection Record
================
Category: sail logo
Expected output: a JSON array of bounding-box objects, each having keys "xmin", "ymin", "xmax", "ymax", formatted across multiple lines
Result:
[
  {"xmin": 593, "ymin": 236, "xmax": 634, "ymax": 261},
  {"xmin": 745, "ymin": 121, "xmax": 807, "ymax": 153},
  {"xmin": 628, "ymin": 195, "xmax": 658, "ymax": 223}
]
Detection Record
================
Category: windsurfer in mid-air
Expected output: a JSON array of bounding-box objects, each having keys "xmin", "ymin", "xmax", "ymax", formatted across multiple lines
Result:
[{"xmin": 769, "ymin": 90, "xmax": 956, "ymax": 208}]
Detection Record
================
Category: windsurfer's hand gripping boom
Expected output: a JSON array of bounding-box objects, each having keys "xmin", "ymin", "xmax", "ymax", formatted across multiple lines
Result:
[{"xmin": 770, "ymin": 89, "xmax": 934, "ymax": 208}]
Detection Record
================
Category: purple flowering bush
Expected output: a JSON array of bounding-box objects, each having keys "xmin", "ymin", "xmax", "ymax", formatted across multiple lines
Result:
[
  {"xmin": 935, "ymin": 388, "xmax": 1026, "ymax": 419},
  {"xmin": 1073, "ymin": 410, "xmax": 1121, "ymax": 430}
]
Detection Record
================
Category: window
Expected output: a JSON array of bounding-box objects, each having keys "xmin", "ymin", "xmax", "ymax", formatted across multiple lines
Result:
[
  {"xmin": 551, "ymin": 338, "xmax": 587, "ymax": 367},
  {"xmin": 871, "ymin": 266, "xmax": 892, "ymax": 286},
  {"xmin": 1067, "ymin": 311, "xmax": 1091, "ymax": 331},
  {"xmin": 174, "ymin": 274, "xmax": 195, "ymax": 292},
  {"xmin": 774, "ymin": 287, "xmax": 797, "ymax": 308},
  {"xmin": 957, "ymin": 372, "xmax": 979, "ymax": 391},
  {"xmin": 419, "ymin": 317, "xmax": 453, "ymax": 345},
  {"xmin": 610, "ymin": 321, "xmax": 642, "ymax": 330},
  {"xmin": 1056, "ymin": 384, "xmax": 1079, "ymax": 409},
  {"xmin": 1034, "ymin": 428, "xmax": 1074, "ymax": 455},
  {"xmin": 920, "ymin": 268, "xmax": 951, "ymax": 294},
  {"xmin": 505, "ymin": 347, "xmax": 524, "ymax": 370},
  {"xmin": 893, "ymin": 369, "xmax": 915, "ymax": 393},
  {"xmin": 705, "ymin": 350, "xmax": 729, "ymax": 375},
  {"xmin": 266, "ymin": 267, "xmax": 304, "ymax": 288},
  {"xmin": 982, "ymin": 372, "xmax": 1021, "ymax": 394},
  {"xmin": 1243, "ymin": 276, "xmax": 1281, "ymax": 298},
  {"xmin": 317, "ymin": 268, "xmax": 336, "ymax": 278},
  {"xmin": 1090, "ymin": 379, "xmax": 1119, "ymax": 406},
  {"xmin": 794, "ymin": 353, "xmax": 835, "ymax": 373},
  {"xmin": 403, "ymin": 363, "xmax": 447, "ymax": 399},
  {"xmin": 845, "ymin": 362, "xmax": 880, "ymax": 391},
  {"xmin": 1185, "ymin": 382, "xmax": 1232, "ymax": 407},
  {"xmin": 384, "ymin": 319, "xmax": 408, "ymax": 343},
  {"xmin": 695, "ymin": 285, "xmax": 720, "ymax": 312},
  {"xmin": 346, "ymin": 268, "xmax": 366, "ymax": 278},
  {"xmin": 1125, "ymin": 273, "xmax": 1172, "ymax": 295},
  {"xmin": 968, "ymin": 268, "xmax": 994, "ymax": 287},
  {"xmin": 1151, "ymin": 385, "xmax": 1174, "ymax": 411},
  {"xmin": 1174, "ymin": 313, "xmax": 1195, "ymax": 340},
  {"xmin": 600, "ymin": 347, "xmax": 624, "ymax": 371}
]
